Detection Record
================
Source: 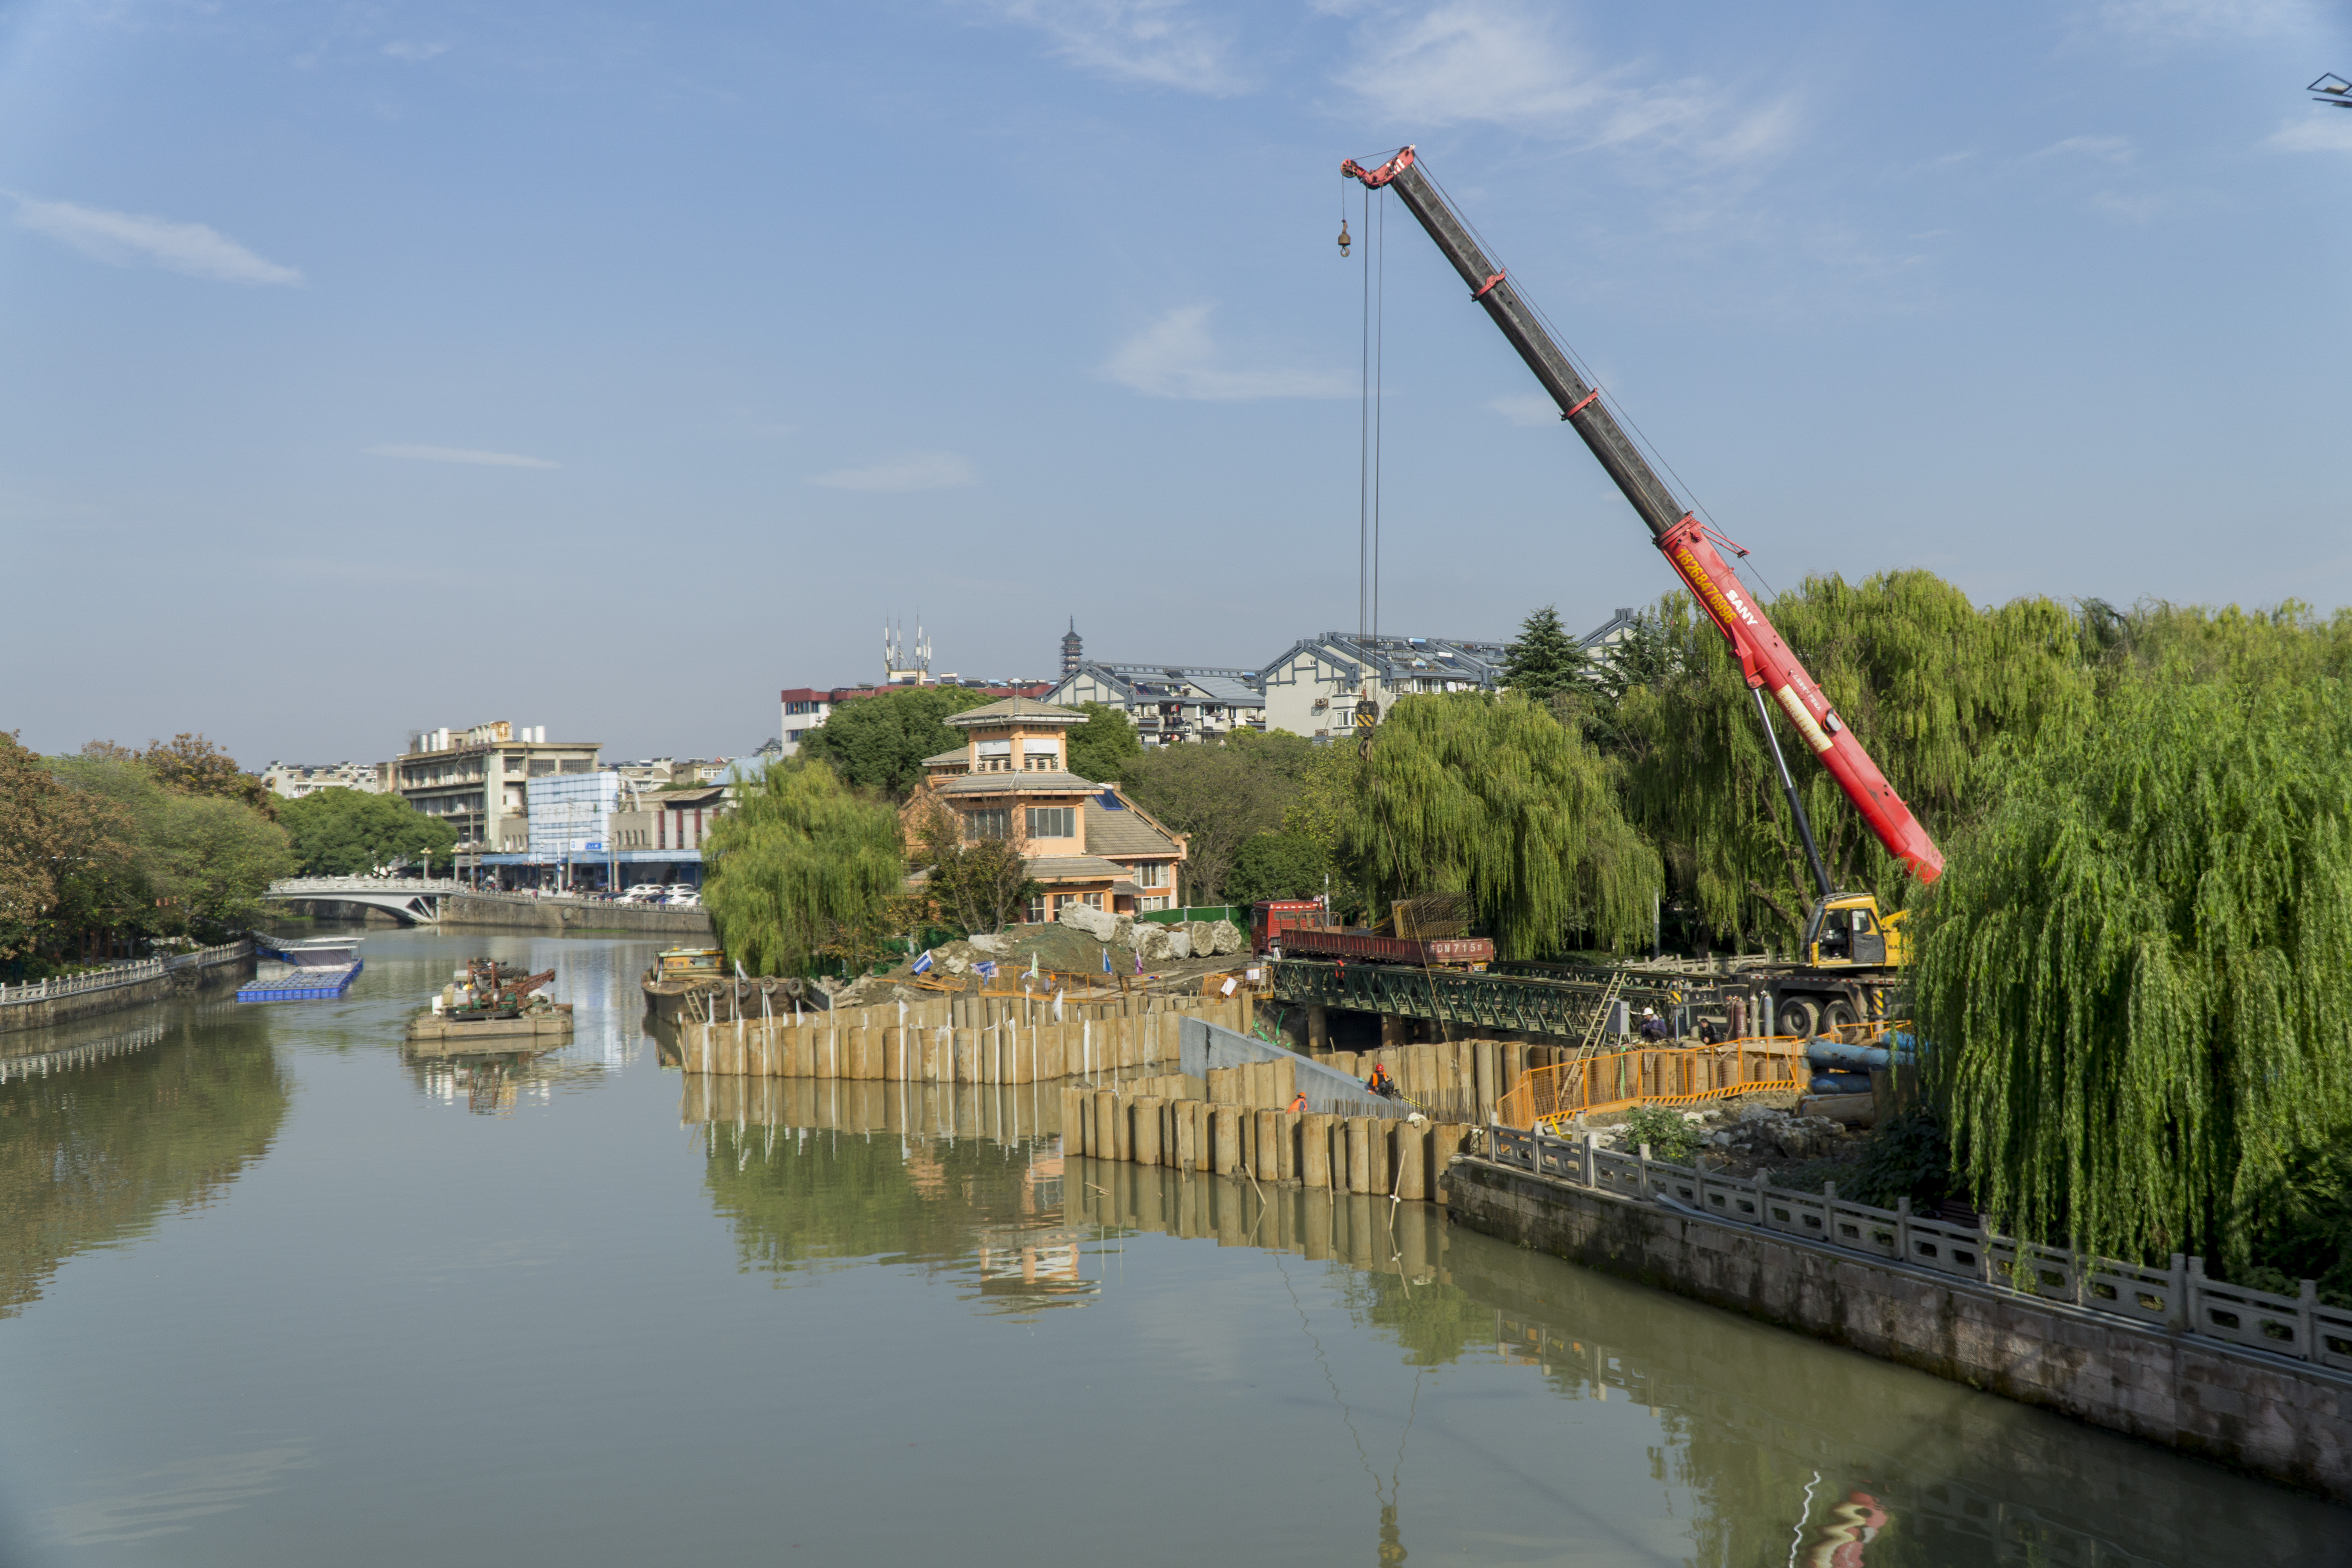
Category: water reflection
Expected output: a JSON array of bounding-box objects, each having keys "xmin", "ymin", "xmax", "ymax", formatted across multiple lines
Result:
[
  {"xmin": 0, "ymin": 1002, "xmax": 287, "ymax": 1318},
  {"xmin": 404, "ymin": 1045, "xmax": 614, "ymax": 1116},
  {"xmin": 682, "ymin": 1065, "xmax": 2352, "ymax": 1568}
]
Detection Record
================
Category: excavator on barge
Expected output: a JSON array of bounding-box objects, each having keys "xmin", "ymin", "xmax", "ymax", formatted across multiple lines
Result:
[{"xmin": 1341, "ymin": 147, "xmax": 1942, "ymax": 1035}]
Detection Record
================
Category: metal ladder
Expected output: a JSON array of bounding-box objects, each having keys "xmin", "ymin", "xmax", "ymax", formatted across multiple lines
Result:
[{"xmin": 1575, "ymin": 970, "xmax": 1626, "ymax": 1060}]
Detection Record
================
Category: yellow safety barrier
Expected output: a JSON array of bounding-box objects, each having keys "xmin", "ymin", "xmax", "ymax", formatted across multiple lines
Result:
[
  {"xmin": 1494, "ymin": 1022, "xmax": 1912, "ymax": 1132},
  {"xmin": 1496, "ymin": 1038, "xmax": 1806, "ymax": 1133}
]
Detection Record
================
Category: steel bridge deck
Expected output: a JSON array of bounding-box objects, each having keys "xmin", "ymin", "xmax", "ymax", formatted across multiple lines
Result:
[{"xmin": 1264, "ymin": 959, "xmax": 1714, "ymax": 1041}]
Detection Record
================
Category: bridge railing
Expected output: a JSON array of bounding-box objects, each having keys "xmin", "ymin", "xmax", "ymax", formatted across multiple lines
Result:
[
  {"xmin": 1481, "ymin": 1124, "xmax": 2352, "ymax": 1372},
  {"xmin": 269, "ymin": 878, "xmax": 464, "ymax": 895}
]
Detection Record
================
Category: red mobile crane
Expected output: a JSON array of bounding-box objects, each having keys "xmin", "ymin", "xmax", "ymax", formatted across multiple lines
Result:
[{"xmin": 1342, "ymin": 147, "xmax": 1944, "ymax": 890}]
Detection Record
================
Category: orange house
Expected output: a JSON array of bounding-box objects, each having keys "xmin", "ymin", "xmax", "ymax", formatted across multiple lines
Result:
[{"xmin": 900, "ymin": 696, "xmax": 1186, "ymax": 920}]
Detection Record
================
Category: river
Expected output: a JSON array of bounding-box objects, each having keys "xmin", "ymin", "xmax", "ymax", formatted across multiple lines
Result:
[{"xmin": 0, "ymin": 928, "xmax": 2343, "ymax": 1566}]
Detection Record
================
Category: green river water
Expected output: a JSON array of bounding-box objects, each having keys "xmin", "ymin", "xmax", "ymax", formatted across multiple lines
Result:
[{"xmin": 0, "ymin": 929, "xmax": 2344, "ymax": 1566}]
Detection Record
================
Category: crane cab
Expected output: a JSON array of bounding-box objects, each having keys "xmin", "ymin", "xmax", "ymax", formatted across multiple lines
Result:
[{"xmin": 1798, "ymin": 894, "xmax": 1907, "ymax": 969}]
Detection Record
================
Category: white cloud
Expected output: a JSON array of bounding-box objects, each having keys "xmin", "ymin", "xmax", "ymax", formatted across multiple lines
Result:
[
  {"xmin": 2095, "ymin": 0, "xmax": 2310, "ymax": 38},
  {"xmin": 10, "ymin": 196, "xmax": 302, "ymax": 285},
  {"xmin": 1488, "ymin": 394, "xmax": 1557, "ymax": 427},
  {"xmin": 2089, "ymin": 190, "xmax": 2168, "ymax": 223},
  {"xmin": 2029, "ymin": 134, "xmax": 2134, "ymax": 163},
  {"xmin": 2270, "ymin": 116, "xmax": 2352, "ymax": 154},
  {"xmin": 971, "ymin": 0, "xmax": 1241, "ymax": 94},
  {"xmin": 1103, "ymin": 305, "xmax": 1352, "ymax": 401},
  {"xmin": 1338, "ymin": 1, "xmax": 1795, "ymax": 163},
  {"xmin": 370, "ymin": 445, "xmax": 558, "ymax": 469},
  {"xmin": 383, "ymin": 41, "xmax": 450, "ymax": 62},
  {"xmin": 809, "ymin": 452, "xmax": 979, "ymax": 491}
]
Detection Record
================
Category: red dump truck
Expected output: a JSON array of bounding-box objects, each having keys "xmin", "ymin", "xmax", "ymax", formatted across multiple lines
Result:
[{"xmin": 1251, "ymin": 900, "xmax": 1494, "ymax": 967}]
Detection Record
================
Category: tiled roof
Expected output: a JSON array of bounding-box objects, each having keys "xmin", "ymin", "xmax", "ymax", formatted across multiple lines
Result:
[
  {"xmin": 947, "ymin": 695, "xmax": 1085, "ymax": 727},
  {"xmin": 935, "ymin": 770, "xmax": 1099, "ymax": 795},
  {"xmin": 1083, "ymin": 797, "xmax": 1180, "ymax": 857},
  {"xmin": 1023, "ymin": 855, "xmax": 1127, "ymax": 882},
  {"xmin": 921, "ymin": 748, "xmax": 967, "ymax": 767}
]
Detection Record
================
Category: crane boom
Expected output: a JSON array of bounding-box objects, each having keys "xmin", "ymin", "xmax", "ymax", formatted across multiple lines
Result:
[{"xmin": 1343, "ymin": 147, "xmax": 1944, "ymax": 886}]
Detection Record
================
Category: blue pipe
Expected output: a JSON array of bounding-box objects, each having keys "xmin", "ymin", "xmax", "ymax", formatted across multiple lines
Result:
[{"xmin": 1805, "ymin": 1038, "xmax": 1919, "ymax": 1069}]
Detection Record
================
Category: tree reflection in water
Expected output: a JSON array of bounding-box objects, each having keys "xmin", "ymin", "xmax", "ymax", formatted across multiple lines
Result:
[
  {"xmin": 679, "ymin": 1071, "xmax": 2350, "ymax": 1568},
  {"xmin": 0, "ymin": 1007, "xmax": 288, "ymax": 1318}
]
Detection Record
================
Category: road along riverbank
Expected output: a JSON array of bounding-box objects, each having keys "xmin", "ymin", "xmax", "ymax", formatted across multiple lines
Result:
[
  {"xmin": 1446, "ymin": 1137, "xmax": 2352, "ymax": 1504},
  {"xmin": 0, "ymin": 941, "xmax": 254, "ymax": 1037},
  {"xmin": 437, "ymin": 893, "xmax": 714, "ymax": 938}
]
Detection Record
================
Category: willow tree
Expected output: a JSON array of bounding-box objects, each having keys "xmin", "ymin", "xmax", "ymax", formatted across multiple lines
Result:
[
  {"xmin": 1612, "ymin": 570, "xmax": 2083, "ymax": 948},
  {"xmin": 703, "ymin": 762, "xmax": 906, "ymax": 975},
  {"xmin": 1913, "ymin": 670, "xmax": 2352, "ymax": 1267},
  {"xmin": 1348, "ymin": 693, "xmax": 1657, "ymax": 958}
]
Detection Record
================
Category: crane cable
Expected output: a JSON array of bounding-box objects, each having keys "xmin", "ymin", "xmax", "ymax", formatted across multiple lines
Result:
[{"xmin": 1356, "ymin": 181, "xmax": 1387, "ymax": 753}]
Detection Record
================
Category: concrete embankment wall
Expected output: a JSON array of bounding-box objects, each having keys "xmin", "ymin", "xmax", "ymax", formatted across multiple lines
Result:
[
  {"xmin": 0, "ymin": 945, "xmax": 254, "ymax": 1037},
  {"xmin": 1445, "ymin": 1156, "xmax": 2352, "ymax": 1504},
  {"xmin": 437, "ymin": 894, "xmax": 714, "ymax": 938}
]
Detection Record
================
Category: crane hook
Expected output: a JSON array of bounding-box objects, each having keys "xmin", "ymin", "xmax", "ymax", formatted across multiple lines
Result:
[{"xmin": 1338, "ymin": 218, "xmax": 1352, "ymax": 258}]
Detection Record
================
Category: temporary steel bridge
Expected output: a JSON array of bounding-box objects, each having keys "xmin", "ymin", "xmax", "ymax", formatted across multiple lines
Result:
[{"xmin": 1263, "ymin": 958, "xmax": 1724, "ymax": 1042}]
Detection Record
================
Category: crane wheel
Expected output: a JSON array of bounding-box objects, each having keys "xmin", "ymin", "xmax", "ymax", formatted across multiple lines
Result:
[
  {"xmin": 1824, "ymin": 1001, "xmax": 1858, "ymax": 1033},
  {"xmin": 1779, "ymin": 997, "xmax": 1820, "ymax": 1039}
]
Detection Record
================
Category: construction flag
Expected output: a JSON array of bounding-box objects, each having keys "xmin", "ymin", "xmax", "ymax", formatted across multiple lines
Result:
[
  {"xmin": 1134, "ymin": 949, "xmax": 1143, "ymax": 975},
  {"xmin": 975, "ymin": 960, "xmax": 998, "ymax": 980},
  {"xmin": 1028, "ymin": 951, "xmax": 1039, "ymax": 979},
  {"xmin": 912, "ymin": 951, "xmax": 934, "ymax": 975},
  {"xmin": 1101, "ymin": 946, "xmax": 1111, "ymax": 974}
]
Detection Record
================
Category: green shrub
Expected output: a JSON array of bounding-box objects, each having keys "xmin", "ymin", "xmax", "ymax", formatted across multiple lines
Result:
[{"xmin": 1621, "ymin": 1105, "xmax": 1704, "ymax": 1164}]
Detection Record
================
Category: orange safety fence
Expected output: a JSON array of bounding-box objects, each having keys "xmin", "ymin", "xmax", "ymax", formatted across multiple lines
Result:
[{"xmin": 1496, "ymin": 1034, "xmax": 1848, "ymax": 1132}]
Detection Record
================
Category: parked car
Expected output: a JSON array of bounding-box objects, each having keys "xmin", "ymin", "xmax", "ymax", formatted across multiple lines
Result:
[{"xmin": 666, "ymin": 890, "xmax": 703, "ymax": 908}]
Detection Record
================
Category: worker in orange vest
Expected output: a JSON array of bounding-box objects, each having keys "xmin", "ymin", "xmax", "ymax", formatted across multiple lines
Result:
[
  {"xmin": 1287, "ymin": 1090, "xmax": 1308, "ymax": 1113},
  {"xmin": 1366, "ymin": 1061, "xmax": 1398, "ymax": 1100}
]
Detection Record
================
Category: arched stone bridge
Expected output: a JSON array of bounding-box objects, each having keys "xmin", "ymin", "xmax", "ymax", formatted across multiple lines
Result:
[{"xmin": 264, "ymin": 877, "xmax": 464, "ymax": 926}]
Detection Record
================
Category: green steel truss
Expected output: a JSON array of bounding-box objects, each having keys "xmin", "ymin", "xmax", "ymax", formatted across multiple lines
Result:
[{"xmin": 1265, "ymin": 960, "xmax": 1698, "ymax": 1041}]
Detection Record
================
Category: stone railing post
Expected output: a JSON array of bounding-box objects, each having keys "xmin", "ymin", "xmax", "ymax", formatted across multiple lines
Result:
[
  {"xmin": 2166, "ymin": 1253, "xmax": 2188, "ymax": 1329},
  {"xmin": 1638, "ymin": 1143, "xmax": 1652, "ymax": 1198},
  {"xmin": 2299, "ymin": 1278, "xmax": 2319, "ymax": 1362},
  {"xmin": 1895, "ymin": 1196, "xmax": 1912, "ymax": 1265}
]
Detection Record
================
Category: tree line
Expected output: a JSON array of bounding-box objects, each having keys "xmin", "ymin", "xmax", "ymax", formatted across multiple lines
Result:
[
  {"xmin": 708, "ymin": 575, "xmax": 2352, "ymax": 1290},
  {"xmin": 1, "ymin": 734, "xmax": 457, "ymax": 975}
]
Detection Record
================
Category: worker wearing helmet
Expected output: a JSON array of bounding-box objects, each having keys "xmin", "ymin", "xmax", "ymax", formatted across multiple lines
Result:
[
  {"xmin": 1366, "ymin": 1061, "xmax": 1398, "ymax": 1099},
  {"xmin": 1638, "ymin": 1006, "xmax": 1670, "ymax": 1043}
]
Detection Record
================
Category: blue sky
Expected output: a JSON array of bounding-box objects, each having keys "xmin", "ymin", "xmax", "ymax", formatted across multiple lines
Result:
[{"xmin": 4, "ymin": 0, "xmax": 2348, "ymax": 764}]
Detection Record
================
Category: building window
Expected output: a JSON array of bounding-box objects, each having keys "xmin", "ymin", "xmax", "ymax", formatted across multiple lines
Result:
[
  {"xmin": 967, "ymin": 809, "xmax": 1011, "ymax": 840},
  {"xmin": 1142, "ymin": 896, "xmax": 1169, "ymax": 911},
  {"xmin": 1137, "ymin": 861, "xmax": 1167, "ymax": 889},
  {"xmin": 1026, "ymin": 894, "xmax": 1048, "ymax": 924},
  {"xmin": 1083, "ymin": 893, "xmax": 1103, "ymax": 909},
  {"xmin": 1025, "ymin": 806, "xmax": 1074, "ymax": 839}
]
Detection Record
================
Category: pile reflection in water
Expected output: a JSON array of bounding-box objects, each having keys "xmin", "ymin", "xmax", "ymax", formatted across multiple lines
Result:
[
  {"xmin": 677, "ymin": 1054, "xmax": 2350, "ymax": 1568},
  {"xmin": 0, "ymin": 1002, "xmax": 287, "ymax": 1319}
]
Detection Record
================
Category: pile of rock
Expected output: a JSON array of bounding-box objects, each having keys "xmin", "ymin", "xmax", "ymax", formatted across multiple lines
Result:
[
  {"xmin": 1706, "ymin": 1104, "xmax": 1848, "ymax": 1163},
  {"xmin": 1055, "ymin": 903, "xmax": 1245, "ymax": 962}
]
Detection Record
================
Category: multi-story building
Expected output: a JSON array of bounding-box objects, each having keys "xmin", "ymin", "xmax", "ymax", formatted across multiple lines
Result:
[
  {"xmin": 260, "ymin": 761, "xmax": 389, "ymax": 800},
  {"xmin": 778, "ymin": 680, "xmax": 1054, "ymax": 759},
  {"xmin": 392, "ymin": 721, "xmax": 599, "ymax": 853},
  {"xmin": 901, "ymin": 696, "xmax": 1185, "ymax": 918},
  {"xmin": 1043, "ymin": 661, "xmax": 1265, "ymax": 746},
  {"xmin": 1257, "ymin": 612, "xmax": 1641, "ymax": 739}
]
